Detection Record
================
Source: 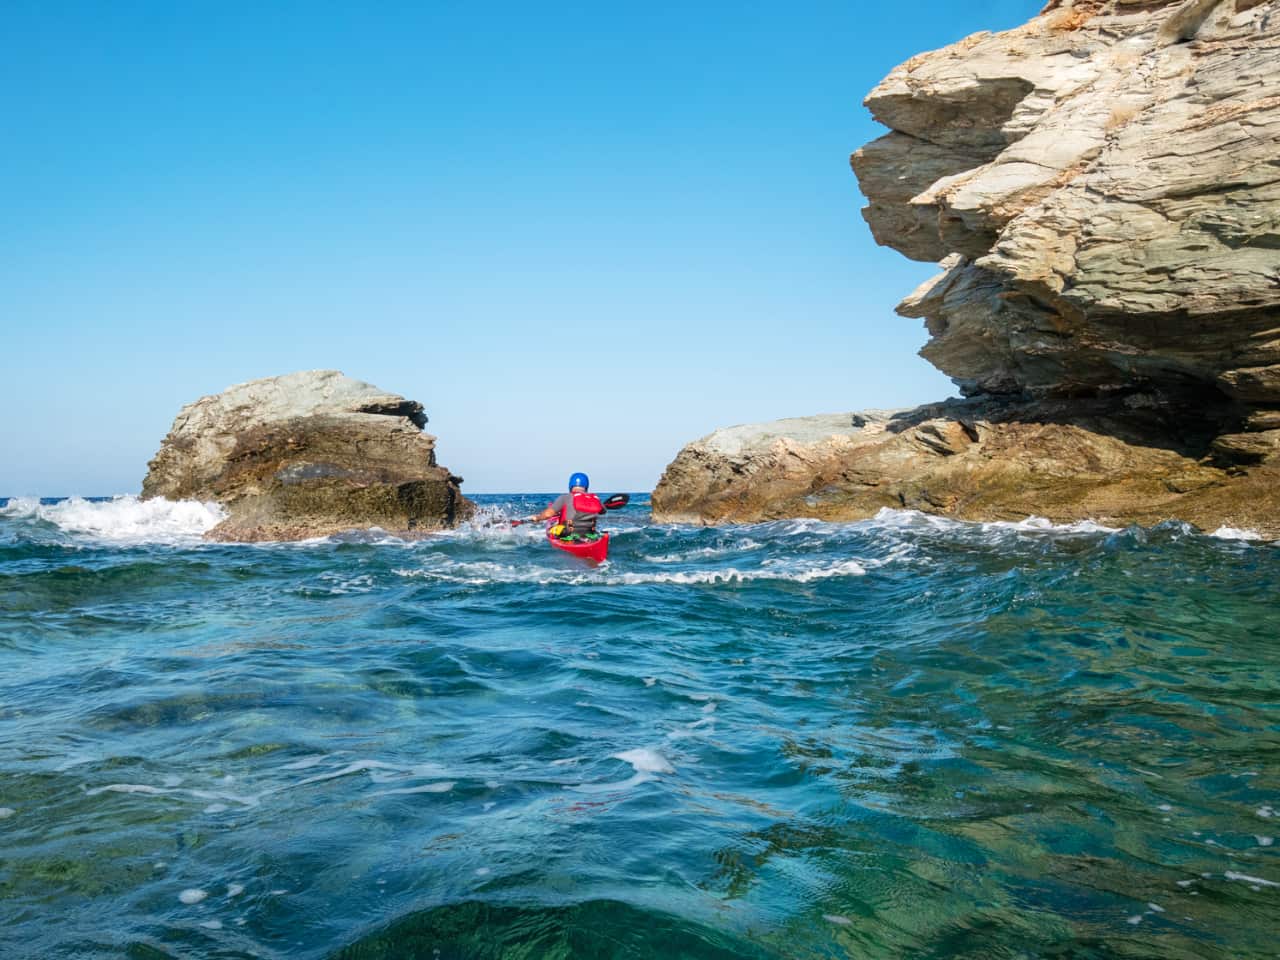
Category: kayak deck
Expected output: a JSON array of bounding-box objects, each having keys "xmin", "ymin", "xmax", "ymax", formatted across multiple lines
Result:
[{"xmin": 547, "ymin": 529, "xmax": 609, "ymax": 563}]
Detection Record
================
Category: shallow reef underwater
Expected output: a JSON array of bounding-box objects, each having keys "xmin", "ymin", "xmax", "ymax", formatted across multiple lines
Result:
[{"xmin": 1, "ymin": 494, "xmax": 1277, "ymax": 959}]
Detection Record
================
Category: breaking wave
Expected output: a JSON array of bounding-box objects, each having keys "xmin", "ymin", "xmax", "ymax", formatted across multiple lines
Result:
[{"xmin": 0, "ymin": 495, "xmax": 225, "ymax": 544}]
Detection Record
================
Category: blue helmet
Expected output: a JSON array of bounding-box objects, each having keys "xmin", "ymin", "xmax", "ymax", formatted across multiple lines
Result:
[{"xmin": 568, "ymin": 472, "xmax": 589, "ymax": 491}]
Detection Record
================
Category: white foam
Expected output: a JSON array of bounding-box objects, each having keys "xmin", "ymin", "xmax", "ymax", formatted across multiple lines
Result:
[
  {"xmin": 571, "ymin": 773, "xmax": 652, "ymax": 794},
  {"xmin": 613, "ymin": 748, "xmax": 675, "ymax": 775},
  {"xmin": 85, "ymin": 783, "xmax": 168, "ymax": 797},
  {"xmin": 667, "ymin": 717, "xmax": 715, "ymax": 739},
  {"xmin": 863, "ymin": 507, "xmax": 1119, "ymax": 538},
  {"xmin": 393, "ymin": 556, "xmax": 866, "ymax": 587},
  {"xmin": 294, "ymin": 759, "xmax": 403, "ymax": 787},
  {"xmin": 1225, "ymin": 871, "xmax": 1279, "ymax": 888},
  {"xmin": 203, "ymin": 803, "xmax": 228, "ymax": 814},
  {"xmin": 642, "ymin": 539, "xmax": 763, "ymax": 563},
  {"xmin": 371, "ymin": 782, "xmax": 455, "ymax": 797},
  {"xmin": 226, "ymin": 883, "xmax": 244, "ymax": 897},
  {"xmin": 823, "ymin": 914, "xmax": 853, "ymax": 926},
  {"xmin": 1211, "ymin": 526, "xmax": 1262, "ymax": 541},
  {"xmin": 1258, "ymin": 836, "xmax": 1274, "ymax": 847},
  {"xmin": 306, "ymin": 572, "xmax": 374, "ymax": 595},
  {"xmin": 0, "ymin": 496, "xmax": 39, "ymax": 516},
  {"xmin": 179, "ymin": 888, "xmax": 208, "ymax": 905},
  {"xmin": 0, "ymin": 807, "xmax": 14, "ymax": 819},
  {"xmin": 1, "ymin": 495, "xmax": 225, "ymax": 543},
  {"xmin": 570, "ymin": 748, "xmax": 675, "ymax": 794}
]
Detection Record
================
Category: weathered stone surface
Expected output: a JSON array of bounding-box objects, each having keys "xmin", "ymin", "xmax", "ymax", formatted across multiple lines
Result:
[
  {"xmin": 656, "ymin": 0, "xmax": 1280, "ymax": 536},
  {"xmin": 1245, "ymin": 408, "xmax": 1280, "ymax": 431},
  {"xmin": 850, "ymin": 0, "xmax": 1280, "ymax": 401},
  {"xmin": 651, "ymin": 399, "xmax": 1280, "ymax": 537},
  {"xmin": 142, "ymin": 370, "xmax": 472, "ymax": 541},
  {"xmin": 1218, "ymin": 365, "xmax": 1280, "ymax": 404},
  {"xmin": 1211, "ymin": 429, "xmax": 1280, "ymax": 465}
]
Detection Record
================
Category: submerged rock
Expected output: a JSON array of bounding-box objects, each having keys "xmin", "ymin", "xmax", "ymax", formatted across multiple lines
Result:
[
  {"xmin": 656, "ymin": 0, "xmax": 1280, "ymax": 537},
  {"xmin": 142, "ymin": 370, "xmax": 472, "ymax": 541}
]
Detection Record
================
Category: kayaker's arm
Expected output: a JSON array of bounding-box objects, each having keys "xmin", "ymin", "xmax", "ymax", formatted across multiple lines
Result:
[{"xmin": 533, "ymin": 493, "xmax": 570, "ymax": 523}]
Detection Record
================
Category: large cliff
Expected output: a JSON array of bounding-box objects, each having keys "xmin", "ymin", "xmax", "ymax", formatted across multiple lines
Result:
[
  {"xmin": 142, "ymin": 371, "xmax": 473, "ymax": 541},
  {"xmin": 653, "ymin": 0, "xmax": 1280, "ymax": 535}
]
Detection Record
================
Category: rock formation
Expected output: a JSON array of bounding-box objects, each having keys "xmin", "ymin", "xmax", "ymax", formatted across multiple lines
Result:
[
  {"xmin": 651, "ymin": 398, "xmax": 1280, "ymax": 535},
  {"xmin": 142, "ymin": 371, "xmax": 473, "ymax": 541},
  {"xmin": 654, "ymin": 0, "xmax": 1280, "ymax": 536},
  {"xmin": 852, "ymin": 0, "xmax": 1280, "ymax": 402}
]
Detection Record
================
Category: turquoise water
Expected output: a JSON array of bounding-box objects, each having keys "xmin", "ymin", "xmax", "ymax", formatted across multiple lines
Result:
[{"xmin": 1, "ymin": 494, "xmax": 1277, "ymax": 959}]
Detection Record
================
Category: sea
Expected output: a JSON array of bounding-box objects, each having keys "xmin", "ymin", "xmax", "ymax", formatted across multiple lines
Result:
[{"xmin": 1, "ymin": 493, "xmax": 1277, "ymax": 960}]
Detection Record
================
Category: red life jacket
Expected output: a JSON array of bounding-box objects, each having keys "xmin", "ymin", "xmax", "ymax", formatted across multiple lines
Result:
[{"xmin": 560, "ymin": 492, "xmax": 604, "ymax": 524}]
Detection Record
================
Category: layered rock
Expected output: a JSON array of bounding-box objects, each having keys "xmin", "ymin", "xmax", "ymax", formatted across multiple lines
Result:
[
  {"xmin": 654, "ymin": 0, "xmax": 1280, "ymax": 535},
  {"xmin": 651, "ymin": 398, "xmax": 1280, "ymax": 537},
  {"xmin": 142, "ymin": 371, "xmax": 472, "ymax": 541},
  {"xmin": 851, "ymin": 0, "xmax": 1280, "ymax": 403}
]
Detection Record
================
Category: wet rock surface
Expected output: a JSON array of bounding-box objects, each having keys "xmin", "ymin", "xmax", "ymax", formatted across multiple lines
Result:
[{"xmin": 142, "ymin": 370, "xmax": 472, "ymax": 541}]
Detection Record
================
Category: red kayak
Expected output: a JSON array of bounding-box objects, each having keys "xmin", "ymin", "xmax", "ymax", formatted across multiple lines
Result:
[{"xmin": 547, "ymin": 528, "xmax": 610, "ymax": 563}]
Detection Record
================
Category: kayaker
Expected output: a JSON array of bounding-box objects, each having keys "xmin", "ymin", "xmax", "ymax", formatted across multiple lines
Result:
[{"xmin": 534, "ymin": 472, "xmax": 605, "ymax": 539}]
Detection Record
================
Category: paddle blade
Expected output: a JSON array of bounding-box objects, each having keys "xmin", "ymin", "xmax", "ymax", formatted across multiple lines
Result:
[{"xmin": 602, "ymin": 494, "xmax": 630, "ymax": 511}]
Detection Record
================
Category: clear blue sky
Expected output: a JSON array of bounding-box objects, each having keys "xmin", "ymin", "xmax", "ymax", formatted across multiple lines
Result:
[{"xmin": 2, "ymin": 1, "xmax": 1039, "ymax": 496}]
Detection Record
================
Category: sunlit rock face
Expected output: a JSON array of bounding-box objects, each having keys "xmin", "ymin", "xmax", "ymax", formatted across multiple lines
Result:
[
  {"xmin": 652, "ymin": 0, "xmax": 1280, "ymax": 535},
  {"xmin": 142, "ymin": 370, "xmax": 472, "ymax": 541},
  {"xmin": 851, "ymin": 0, "xmax": 1280, "ymax": 403},
  {"xmin": 650, "ymin": 398, "xmax": 1280, "ymax": 537}
]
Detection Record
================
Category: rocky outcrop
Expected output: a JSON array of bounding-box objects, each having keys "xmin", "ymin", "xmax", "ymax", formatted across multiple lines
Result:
[
  {"xmin": 651, "ymin": 398, "xmax": 1280, "ymax": 537},
  {"xmin": 142, "ymin": 371, "xmax": 472, "ymax": 541},
  {"xmin": 654, "ymin": 0, "xmax": 1280, "ymax": 535},
  {"xmin": 850, "ymin": 0, "xmax": 1280, "ymax": 403}
]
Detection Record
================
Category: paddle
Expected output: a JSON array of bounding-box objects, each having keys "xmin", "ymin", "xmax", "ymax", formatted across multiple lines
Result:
[{"xmin": 509, "ymin": 493, "xmax": 630, "ymax": 527}]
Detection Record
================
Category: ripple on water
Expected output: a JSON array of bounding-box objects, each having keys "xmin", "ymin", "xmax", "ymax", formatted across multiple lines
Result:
[{"xmin": 0, "ymin": 498, "xmax": 1277, "ymax": 959}]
